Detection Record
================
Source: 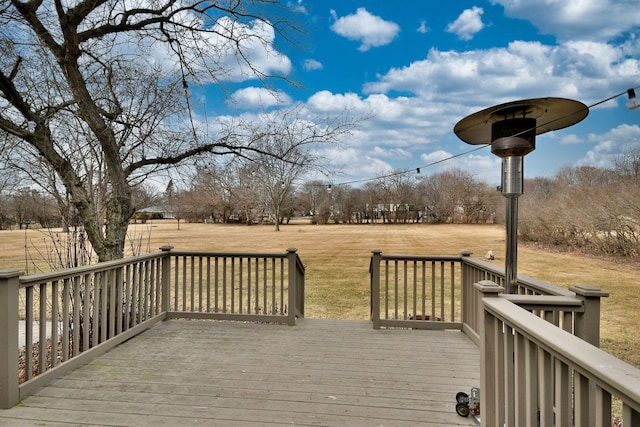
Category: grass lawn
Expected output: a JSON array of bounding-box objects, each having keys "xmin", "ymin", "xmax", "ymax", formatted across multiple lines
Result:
[{"xmin": 1, "ymin": 220, "xmax": 639, "ymax": 368}]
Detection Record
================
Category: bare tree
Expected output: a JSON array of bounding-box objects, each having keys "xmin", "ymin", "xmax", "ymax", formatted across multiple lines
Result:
[
  {"xmin": 615, "ymin": 147, "xmax": 640, "ymax": 178},
  {"xmin": 241, "ymin": 106, "xmax": 356, "ymax": 231},
  {"xmin": 520, "ymin": 163, "xmax": 640, "ymax": 257},
  {"xmin": 0, "ymin": 0, "xmax": 305, "ymax": 261},
  {"xmin": 0, "ymin": 160, "xmax": 21, "ymax": 228},
  {"xmin": 297, "ymin": 180, "xmax": 332, "ymax": 223}
]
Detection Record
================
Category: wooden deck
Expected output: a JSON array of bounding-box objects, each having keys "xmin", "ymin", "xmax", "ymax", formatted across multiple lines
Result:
[{"xmin": 0, "ymin": 319, "xmax": 480, "ymax": 426}]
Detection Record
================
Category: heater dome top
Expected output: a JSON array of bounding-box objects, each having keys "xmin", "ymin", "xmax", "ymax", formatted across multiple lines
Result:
[{"xmin": 454, "ymin": 97, "xmax": 589, "ymax": 145}]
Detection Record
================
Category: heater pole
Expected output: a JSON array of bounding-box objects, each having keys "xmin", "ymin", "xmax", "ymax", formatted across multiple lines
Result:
[
  {"xmin": 501, "ymin": 155, "xmax": 524, "ymax": 294},
  {"xmin": 505, "ymin": 195, "xmax": 518, "ymax": 294}
]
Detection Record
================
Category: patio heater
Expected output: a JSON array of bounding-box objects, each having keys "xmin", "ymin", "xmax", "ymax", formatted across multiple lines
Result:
[{"xmin": 453, "ymin": 97, "xmax": 589, "ymax": 293}]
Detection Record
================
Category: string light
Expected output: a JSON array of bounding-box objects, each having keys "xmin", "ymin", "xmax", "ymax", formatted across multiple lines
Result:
[{"xmin": 332, "ymin": 85, "xmax": 639, "ymax": 188}]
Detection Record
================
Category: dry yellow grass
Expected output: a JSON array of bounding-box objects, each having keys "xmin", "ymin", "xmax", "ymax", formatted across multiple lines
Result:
[{"xmin": 1, "ymin": 221, "xmax": 639, "ymax": 368}]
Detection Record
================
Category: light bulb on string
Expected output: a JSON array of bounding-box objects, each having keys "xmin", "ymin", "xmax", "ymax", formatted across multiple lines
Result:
[
  {"xmin": 626, "ymin": 88, "xmax": 640, "ymax": 110},
  {"xmin": 182, "ymin": 78, "xmax": 192, "ymax": 99}
]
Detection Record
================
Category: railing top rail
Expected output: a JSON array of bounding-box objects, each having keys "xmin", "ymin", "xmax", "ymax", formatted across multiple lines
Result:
[
  {"xmin": 18, "ymin": 249, "xmax": 299, "ymax": 289},
  {"xmin": 461, "ymin": 257, "xmax": 575, "ymax": 297},
  {"xmin": 169, "ymin": 250, "xmax": 288, "ymax": 259},
  {"xmin": 503, "ymin": 294, "xmax": 584, "ymax": 311},
  {"xmin": 484, "ymin": 297, "xmax": 640, "ymax": 412},
  {"xmin": 517, "ymin": 274, "xmax": 575, "ymax": 297},
  {"xmin": 19, "ymin": 252, "xmax": 166, "ymax": 288},
  {"xmin": 377, "ymin": 254, "xmax": 462, "ymax": 262}
]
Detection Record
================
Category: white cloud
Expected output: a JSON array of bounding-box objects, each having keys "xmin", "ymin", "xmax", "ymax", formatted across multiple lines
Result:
[
  {"xmin": 307, "ymin": 91, "xmax": 368, "ymax": 113},
  {"xmin": 559, "ymin": 134, "xmax": 584, "ymax": 145},
  {"xmin": 492, "ymin": 0, "xmax": 640, "ymax": 42},
  {"xmin": 146, "ymin": 16, "xmax": 292, "ymax": 84},
  {"xmin": 228, "ymin": 87, "xmax": 292, "ymax": 109},
  {"xmin": 576, "ymin": 124, "xmax": 640, "ymax": 169},
  {"xmin": 299, "ymin": 30, "xmax": 640, "ymax": 185},
  {"xmin": 419, "ymin": 150, "xmax": 501, "ymax": 183},
  {"xmin": 370, "ymin": 146, "xmax": 412, "ymax": 159},
  {"xmin": 417, "ymin": 20, "xmax": 429, "ymax": 34},
  {"xmin": 320, "ymin": 147, "xmax": 394, "ymax": 180},
  {"xmin": 362, "ymin": 41, "xmax": 640, "ymax": 108},
  {"xmin": 446, "ymin": 7, "xmax": 485, "ymax": 41},
  {"xmin": 303, "ymin": 59, "xmax": 323, "ymax": 71},
  {"xmin": 289, "ymin": 0, "xmax": 308, "ymax": 14},
  {"xmin": 208, "ymin": 17, "xmax": 292, "ymax": 82},
  {"xmin": 330, "ymin": 8, "xmax": 400, "ymax": 52}
]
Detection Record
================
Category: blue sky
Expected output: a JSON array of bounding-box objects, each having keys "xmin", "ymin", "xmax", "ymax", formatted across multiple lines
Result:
[{"xmin": 194, "ymin": 0, "xmax": 640, "ymax": 186}]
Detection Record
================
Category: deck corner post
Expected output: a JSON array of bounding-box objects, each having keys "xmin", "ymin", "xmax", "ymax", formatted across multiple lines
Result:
[
  {"xmin": 160, "ymin": 246, "xmax": 174, "ymax": 314},
  {"xmin": 459, "ymin": 250, "xmax": 472, "ymax": 325},
  {"xmin": 287, "ymin": 248, "xmax": 298, "ymax": 326},
  {"xmin": 0, "ymin": 269, "xmax": 21, "ymax": 409},
  {"xmin": 371, "ymin": 250, "xmax": 382, "ymax": 330},
  {"xmin": 570, "ymin": 284, "xmax": 609, "ymax": 347},
  {"xmin": 476, "ymin": 280, "xmax": 504, "ymax": 427}
]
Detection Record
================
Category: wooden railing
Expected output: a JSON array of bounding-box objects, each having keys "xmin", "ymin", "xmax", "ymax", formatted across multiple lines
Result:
[
  {"xmin": 370, "ymin": 251, "xmax": 640, "ymax": 425},
  {"xmin": 460, "ymin": 255, "xmax": 608, "ymax": 347},
  {"xmin": 370, "ymin": 250, "xmax": 462, "ymax": 330},
  {"xmin": 166, "ymin": 248, "xmax": 304, "ymax": 323},
  {"xmin": 478, "ymin": 282, "xmax": 640, "ymax": 427},
  {"xmin": 0, "ymin": 247, "xmax": 305, "ymax": 408},
  {"xmin": 371, "ymin": 251, "xmax": 607, "ymax": 346}
]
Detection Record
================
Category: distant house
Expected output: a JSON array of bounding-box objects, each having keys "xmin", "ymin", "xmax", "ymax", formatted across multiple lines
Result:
[{"xmin": 133, "ymin": 206, "xmax": 174, "ymax": 222}]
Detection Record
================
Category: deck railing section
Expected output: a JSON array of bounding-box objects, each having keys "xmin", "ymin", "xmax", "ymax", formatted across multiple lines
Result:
[
  {"xmin": 478, "ymin": 282, "xmax": 640, "ymax": 427},
  {"xmin": 0, "ymin": 253, "xmax": 167, "ymax": 407},
  {"xmin": 0, "ymin": 247, "xmax": 305, "ymax": 408},
  {"xmin": 461, "ymin": 256, "xmax": 608, "ymax": 347},
  {"xmin": 370, "ymin": 250, "xmax": 463, "ymax": 330},
  {"xmin": 370, "ymin": 251, "xmax": 631, "ymax": 425},
  {"xmin": 165, "ymin": 248, "xmax": 305, "ymax": 325},
  {"xmin": 371, "ymin": 252, "xmax": 607, "ymax": 347}
]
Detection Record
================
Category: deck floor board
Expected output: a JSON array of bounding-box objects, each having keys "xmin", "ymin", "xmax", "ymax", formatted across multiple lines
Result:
[{"xmin": 1, "ymin": 319, "xmax": 480, "ymax": 426}]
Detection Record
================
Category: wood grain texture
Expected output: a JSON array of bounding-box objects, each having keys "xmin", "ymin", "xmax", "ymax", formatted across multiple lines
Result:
[{"xmin": 0, "ymin": 319, "xmax": 480, "ymax": 426}]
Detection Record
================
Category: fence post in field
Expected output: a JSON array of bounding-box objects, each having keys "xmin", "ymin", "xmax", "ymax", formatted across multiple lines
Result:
[
  {"xmin": 371, "ymin": 250, "xmax": 382, "ymax": 330},
  {"xmin": 476, "ymin": 280, "xmax": 505, "ymax": 427},
  {"xmin": 570, "ymin": 284, "xmax": 609, "ymax": 347},
  {"xmin": 160, "ymin": 246, "xmax": 174, "ymax": 314},
  {"xmin": 0, "ymin": 270, "xmax": 20, "ymax": 409},
  {"xmin": 287, "ymin": 248, "xmax": 298, "ymax": 326}
]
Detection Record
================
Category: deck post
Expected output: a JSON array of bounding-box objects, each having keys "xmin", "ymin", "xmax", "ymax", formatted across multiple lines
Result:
[
  {"xmin": 370, "ymin": 250, "xmax": 382, "ymax": 329},
  {"xmin": 287, "ymin": 248, "xmax": 298, "ymax": 326},
  {"xmin": 570, "ymin": 284, "xmax": 608, "ymax": 347},
  {"xmin": 0, "ymin": 270, "xmax": 20, "ymax": 409},
  {"xmin": 160, "ymin": 246, "xmax": 174, "ymax": 314},
  {"xmin": 475, "ymin": 280, "xmax": 504, "ymax": 427},
  {"xmin": 460, "ymin": 250, "xmax": 473, "ymax": 326}
]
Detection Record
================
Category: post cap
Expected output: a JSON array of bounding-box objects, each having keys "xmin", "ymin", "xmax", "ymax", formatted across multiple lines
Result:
[
  {"xmin": 0, "ymin": 269, "xmax": 22, "ymax": 279},
  {"xmin": 570, "ymin": 284, "xmax": 609, "ymax": 298},
  {"xmin": 474, "ymin": 280, "xmax": 505, "ymax": 294}
]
